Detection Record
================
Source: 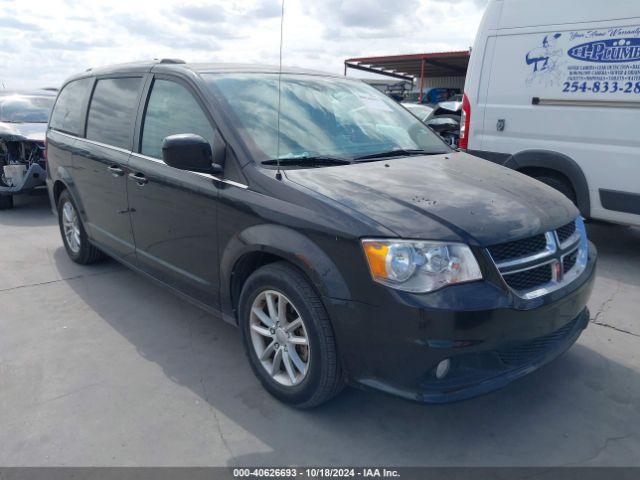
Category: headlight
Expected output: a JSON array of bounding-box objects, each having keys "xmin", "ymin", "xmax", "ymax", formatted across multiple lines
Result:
[{"xmin": 361, "ymin": 239, "xmax": 482, "ymax": 293}]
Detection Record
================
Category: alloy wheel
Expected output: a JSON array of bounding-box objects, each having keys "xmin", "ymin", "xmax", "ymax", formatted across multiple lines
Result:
[
  {"xmin": 249, "ymin": 290, "xmax": 310, "ymax": 387},
  {"xmin": 62, "ymin": 201, "xmax": 81, "ymax": 253}
]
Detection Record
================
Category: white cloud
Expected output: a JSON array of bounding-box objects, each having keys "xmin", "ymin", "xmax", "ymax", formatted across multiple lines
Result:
[{"xmin": 0, "ymin": 0, "xmax": 485, "ymax": 90}]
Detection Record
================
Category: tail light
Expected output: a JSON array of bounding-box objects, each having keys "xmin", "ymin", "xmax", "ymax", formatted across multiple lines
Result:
[{"xmin": 459, "ymin": 92, "xmax": 471, "ymax": 149}]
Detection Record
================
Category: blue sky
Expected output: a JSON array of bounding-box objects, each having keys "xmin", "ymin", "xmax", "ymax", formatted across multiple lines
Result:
[{"xmin": 0, "ymin": 0, "xmax": 486, "ymax": 90}]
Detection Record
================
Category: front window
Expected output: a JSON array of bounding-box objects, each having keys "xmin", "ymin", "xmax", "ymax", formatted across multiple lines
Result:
[
  {"xmin": 141, "ymin": 79, "xmax": 215, "ymax": 160},
  {"xmin": 0, "ymin": 95, "xmax": 55, "ymax": 123},
  {"xmin": 204, "ymin": 73, "xmax": 449, "ymax": 164}
]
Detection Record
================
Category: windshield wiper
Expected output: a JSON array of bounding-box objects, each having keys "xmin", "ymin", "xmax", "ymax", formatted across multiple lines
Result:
[
  {"xmin": 261, "ymin": 155, "xmax": 352, "ymax": 167},
  {"xmin": 353, "ymin": 149, "xmax": 444, "ymax": 161}
]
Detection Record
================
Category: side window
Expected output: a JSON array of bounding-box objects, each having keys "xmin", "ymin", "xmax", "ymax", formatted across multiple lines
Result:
[
  {"xmin": 49, "ymin": 78, "xmax": 93, "ymax": 135},
  {"xmin": 141, "ymin": 79, "xmax": 214, "ymax": 160},
  {"xmin": 86, "ymin": 77, "xmax": 142, "ymax": 149}
]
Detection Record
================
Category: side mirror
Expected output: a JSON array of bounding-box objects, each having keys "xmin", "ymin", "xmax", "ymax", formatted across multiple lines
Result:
[{"xmin": 161, "ymin": 134, "xmax": 223, "ymax": 174}]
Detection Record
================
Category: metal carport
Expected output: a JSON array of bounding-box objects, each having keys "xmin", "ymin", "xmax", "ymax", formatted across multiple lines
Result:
[{"xmin": 344, "ymin": 51, "xmax": 470, "ymax": 102}]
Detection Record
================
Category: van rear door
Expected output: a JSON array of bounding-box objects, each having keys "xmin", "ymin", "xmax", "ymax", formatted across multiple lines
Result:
[{"xmin": 74, "ymin": 76, "xmax": 144, "ymax": 259}]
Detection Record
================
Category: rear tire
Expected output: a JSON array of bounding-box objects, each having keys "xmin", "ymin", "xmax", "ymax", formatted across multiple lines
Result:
[
  {"xmin": 57, "ymin": 190, "xmax": 105, "ymax": 264},
  {"xmin": 0, "ymin": 194, "xmax": 13, "ymax": 210},
  {"xmin": 238, "ymin": 262, "xmax": 345, "ymax": 408}
]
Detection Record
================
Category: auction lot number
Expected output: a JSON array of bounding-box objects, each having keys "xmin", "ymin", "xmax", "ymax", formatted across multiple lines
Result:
[{"xmin": 233, "ymin": 468, "xmax": 401, "ymax": 478}]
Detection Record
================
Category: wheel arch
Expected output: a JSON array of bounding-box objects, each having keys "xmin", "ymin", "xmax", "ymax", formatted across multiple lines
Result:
[
  {"xmin": 50, "ymin": 166, "xmax": 88, "ymax": 220},
  {"xmin": 220, "ymin": 224, "xmax": 352, "ymax": 322},
  {"xmin": 504, "ymin": 149, "xmax": 590, "ymax": 218},
  {"xmin": 52, "ymin": 179, "xmax": 68, "ymax": 208}
]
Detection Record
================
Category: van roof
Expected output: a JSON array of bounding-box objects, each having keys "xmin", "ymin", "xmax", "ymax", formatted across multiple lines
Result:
[
  {"xmin": 495, "ymin": 0, "xmax": 640, "ymax": 30},
  {"xmin": 66, "ymin": 60, "xmax": 341, "ymax": 84}
]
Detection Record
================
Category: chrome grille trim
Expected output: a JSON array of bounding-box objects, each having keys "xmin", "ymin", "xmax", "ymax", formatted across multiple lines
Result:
[
  {"xmin": 501, "ymin": 257, "xmax": 558, "ymax": 277},
  {"xmin": 492, "ymin": 231, "xmax": 557, "ymax": 269},
  {"xmin": 488, "ymin": 218, "xmax": 588, "ymax": 300},
  {"xmin": 557, "ymin": 229, "xmax": 581, "ymax": 250}
]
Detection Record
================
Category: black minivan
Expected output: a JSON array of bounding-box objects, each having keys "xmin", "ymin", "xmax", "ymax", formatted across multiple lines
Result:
[{"xmin": 46, "ymin": 60, "xmax": 596, "ymax": 407}]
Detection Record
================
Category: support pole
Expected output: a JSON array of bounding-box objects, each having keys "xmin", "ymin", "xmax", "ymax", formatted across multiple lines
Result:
[{"xmin": 418, "ymin": 58, "xmax": 425, "ymax": 103}]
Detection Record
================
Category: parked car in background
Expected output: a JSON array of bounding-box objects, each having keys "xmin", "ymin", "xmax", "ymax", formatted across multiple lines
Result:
[
  {"xmin": 403, "ymin": 102, "xmax": 460, "ymax": 147},
  {"xmin": 0, "ymin": 90, "xmax": 56, "ymax": 209},
  {"xmin": 47, "ymin": 61, "xmax": 596, "ymax": 408},
  {"xmin": 401, "ymin": 102, "xmax": 433, "ymax": 122},
  {"xmin": 431, "ymin": 99, "xmax": 462, "ymax": 122},
  {"xmin": 462, "ymin": 0, "xmax": 640, "ymax": 226},
  {"xmin": 405, "ymin": 87, "xmax": 460, "ymax": 105}
]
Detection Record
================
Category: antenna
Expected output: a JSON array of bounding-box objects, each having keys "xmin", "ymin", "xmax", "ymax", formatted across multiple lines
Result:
[{"xmin": 275, "ymin": 0, "xmax": 285, "ymax": 181}]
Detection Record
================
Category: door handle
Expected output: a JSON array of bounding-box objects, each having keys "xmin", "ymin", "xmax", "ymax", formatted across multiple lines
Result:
[
  {"xmin": 107, "ymin": 165, "xmax": 125, "ymax": 177},
  {"xmin": 128, "ymin": 172, "xmax": 148, "ymax": 186}
]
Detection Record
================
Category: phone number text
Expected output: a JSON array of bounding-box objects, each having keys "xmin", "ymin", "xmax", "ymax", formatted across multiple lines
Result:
[{"xmin": 562, "ymin": 81, "xmax": 640, "ymax": 93}]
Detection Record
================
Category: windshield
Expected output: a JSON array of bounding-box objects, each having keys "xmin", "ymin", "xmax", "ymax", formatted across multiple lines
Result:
[
  {"xmin": 204, "ymin": 73, "xmax": 450, "ymax": 163},
  {"xmin": 0, "ymin": 95, "xmax": 55, "ymax": 123}
]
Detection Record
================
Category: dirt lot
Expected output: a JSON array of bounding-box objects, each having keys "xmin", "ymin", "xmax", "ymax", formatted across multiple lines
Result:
[{"xmin": 1, "ymin": 193, "xmax": 639, "ymax": 466}]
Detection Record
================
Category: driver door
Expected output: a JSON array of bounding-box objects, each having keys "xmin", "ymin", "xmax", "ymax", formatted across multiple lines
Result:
[{"xmin": 126, "ymin": 76, "xmax": 221, "ymax": 307}]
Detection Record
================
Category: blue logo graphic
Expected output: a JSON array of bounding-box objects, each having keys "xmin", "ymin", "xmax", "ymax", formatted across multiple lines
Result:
[
  {"xmin": 568, "ymin": 38, "xmax": 640, "ymax": 63},
  {"xmin": 525, "ymin": 33, "xmax": 564, "ymax": 86},
  {"xmin": 526, "ymin": 33, "xmax": 562, "ymax": 72}
]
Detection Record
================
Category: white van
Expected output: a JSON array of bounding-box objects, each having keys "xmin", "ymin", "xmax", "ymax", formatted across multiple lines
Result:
[{"xmin": 461, "ymin": 0, "xmax": 640, "ymax": 226}]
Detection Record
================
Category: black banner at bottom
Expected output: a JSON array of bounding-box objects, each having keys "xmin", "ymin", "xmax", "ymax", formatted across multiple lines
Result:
[{"xmin": 0, "ymin": 467, "xmax": 639, "ymax": 480}]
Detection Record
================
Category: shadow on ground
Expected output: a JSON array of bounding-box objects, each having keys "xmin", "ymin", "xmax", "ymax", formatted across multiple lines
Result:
[
  {"xmin": 4, "ymin": 192, "xmax": 637, "ymax": 465},
  {"xmin": 52, "ymin": 220, "xmax": 640, "ymax": 466}
]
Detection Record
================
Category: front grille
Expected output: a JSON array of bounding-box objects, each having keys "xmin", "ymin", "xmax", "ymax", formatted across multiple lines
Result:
[
  {"xmin": 496, "ymin": 317, "xmax": 578, "ymax": 366},
  {"xmin": 503, "ymin": 263, "xmax": 553, "ymax": 291},
  {"xmin": 556, "ymin": 221, "xmax": 576, "ymax": 244},
  {"xmin": 486, "ymin": 218, "xmax": 584, "ymax": 298},
  {"xmin": 563, "ymin": 250, "xmax": 578, "ymax": 274},
  {"xmin": 488, "ymin": 234, "xmax": 547, "ymax": 263}
]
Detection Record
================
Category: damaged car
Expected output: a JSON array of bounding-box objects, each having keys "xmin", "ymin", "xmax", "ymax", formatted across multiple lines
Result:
[{"xmin": 0, "ymin": 90, "xmax": 56, "ymax": 209}]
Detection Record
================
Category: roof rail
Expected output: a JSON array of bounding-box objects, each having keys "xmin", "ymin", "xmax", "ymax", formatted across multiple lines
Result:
[{"xmin": 159, "ymin": 58, "xmax": 186, "ymax": 64}]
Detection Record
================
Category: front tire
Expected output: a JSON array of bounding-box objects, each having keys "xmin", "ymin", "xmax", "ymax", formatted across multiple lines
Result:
[
  {"xmin": 238, "ymin": 262, "xmax": 344, "ymax": 408},
  {"xmin": 57, "ymin": 190, "xmax": 105, "ymax": 264}
]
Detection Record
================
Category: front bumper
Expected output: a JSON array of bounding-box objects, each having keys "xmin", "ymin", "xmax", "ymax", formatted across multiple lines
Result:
[
  {"xmin": 325, "ymin": 241, "xmax": 597, "ymax": 403},
  {"xmin": 0, "ymin": 163, "xmax": 47, "ymax": 196}
]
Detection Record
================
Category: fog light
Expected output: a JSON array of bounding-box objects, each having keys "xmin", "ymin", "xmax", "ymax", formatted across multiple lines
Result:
[{"xmin": 435, "ymin": 359, "xmax": 451, "ymax": 379}]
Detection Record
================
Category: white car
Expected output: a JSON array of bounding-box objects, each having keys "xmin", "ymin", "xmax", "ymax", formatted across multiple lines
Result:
[{"xmin": 461, "ymin": 0, "xmax": 640, "ymax": 227}]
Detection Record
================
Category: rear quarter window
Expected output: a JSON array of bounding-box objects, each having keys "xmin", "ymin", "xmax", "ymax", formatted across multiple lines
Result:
[
  {"xmin": 86, "ymin": 77, "xmax": 143, "ymax": 149},
  {"xmin": 49, "ymin": 78, "xmax": 93, "ymax": 135}
]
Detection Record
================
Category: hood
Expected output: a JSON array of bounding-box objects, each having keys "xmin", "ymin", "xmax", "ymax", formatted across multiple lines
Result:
[
  {"xmin": 284, "ymin": 151, "xmax": 578, "ymax": 246},
  {"xmin": 0, "ymin": 122, "xmax": 47, "ymax": 142},
  {"xmin": 435, "ymin": 100, "xmax": 462, "ymax": 113}
]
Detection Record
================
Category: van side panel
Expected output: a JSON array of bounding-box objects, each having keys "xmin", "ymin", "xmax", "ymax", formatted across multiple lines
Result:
[
  {"xmin": 465, "ymin": 1, "xmax": 502, "ymax": 105},
  {"xmin": 498, "ymin": 0, "xmax": 640, "ymax": 29},
  {"xmin": 471, "ymin": 9, "xmax": 640, "ymax": 226}
]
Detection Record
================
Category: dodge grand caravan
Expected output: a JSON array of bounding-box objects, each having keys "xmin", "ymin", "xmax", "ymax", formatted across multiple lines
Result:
[{"xmin": 46, "ymin": 60, "xmax": 597, "ymax": 407}]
